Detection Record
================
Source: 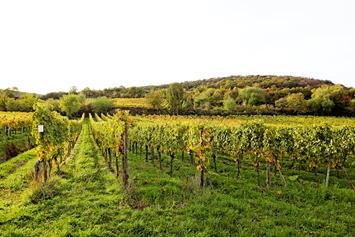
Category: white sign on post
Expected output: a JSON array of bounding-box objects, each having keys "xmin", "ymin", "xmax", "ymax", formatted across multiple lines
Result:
[{"xmin": 38, "ymin": 124, "xmax": 44, "ymax": 133}]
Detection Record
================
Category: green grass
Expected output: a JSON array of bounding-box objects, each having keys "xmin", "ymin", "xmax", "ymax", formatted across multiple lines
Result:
[
  {"xmin": 0, "ymin": 149, "xmax": 37, "ymax": 179},
  {"xmin": 1, "ymin": 121, "xmax": 355, "ymax": 236},
  {"xmin": 0, "ymin": 149, "xmax": 37, "ymax": 207}
]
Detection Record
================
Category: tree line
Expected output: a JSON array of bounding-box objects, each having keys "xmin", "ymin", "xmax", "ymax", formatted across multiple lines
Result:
[
  {"xmin": 1, "ymin": 75, "xmax": 355, "ymax": 116},
  {"xmin": 146, "ymin": 79, "xmax": 355, "ymax": 116},
  {"xmin": 0, "ymin": 87, "xmax": 115, "ymax": 118}
]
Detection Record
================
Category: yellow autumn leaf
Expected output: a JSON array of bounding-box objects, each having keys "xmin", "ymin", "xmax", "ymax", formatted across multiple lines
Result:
[
  {"xmin": 309, "ymin": 162, "xmax": 315, "ymax": 168},
  {"xmin": 195, "ymin": 147, "xmax": 201, "ymax": 154}
]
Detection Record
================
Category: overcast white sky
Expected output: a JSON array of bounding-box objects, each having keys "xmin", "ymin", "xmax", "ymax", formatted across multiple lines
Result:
[{"xmin": 1, "ymin": 0, "xmax": 354, "ymax": 94}]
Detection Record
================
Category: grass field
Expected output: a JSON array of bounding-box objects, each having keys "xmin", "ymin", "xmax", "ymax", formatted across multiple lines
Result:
[{"xmin": 0, "ymin": 120, "xmax": 355, "ymax": 236}]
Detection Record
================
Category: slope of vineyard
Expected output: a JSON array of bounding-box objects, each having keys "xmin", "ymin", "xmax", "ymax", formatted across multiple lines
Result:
[
  {"xmin": 126, "ymin": 114, "xmax": 355, "ymax": 190},
  {"xmin": 135, "ymin": 114, "xmax": 355, "ymax": 127},
  {"xmin": 113, "ymin": 98, "xmax": 150, "ymax": 108},
  {"xmin": 1, "ymin": 116, "xmax": 355, "ymax": 236},
  {"xmin": 86, "ymin": 112, "xmax": 355, "ymax": 193},
  {"xmin": 0, "ymin": 112, "xmax": 32, "ymax": 130}
]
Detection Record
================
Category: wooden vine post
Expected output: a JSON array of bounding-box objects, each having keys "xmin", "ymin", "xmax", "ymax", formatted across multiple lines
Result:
[
  {"xmin": 122, "ymin": 122, "xmax": 129, "ymax": 190},
  {"xmin": 39, "ymin": 121, "xmax": 48, "ymax": 182},
  {"xmin": 34, "ymin": 161, "xmax": 41, "ymax": 182}
]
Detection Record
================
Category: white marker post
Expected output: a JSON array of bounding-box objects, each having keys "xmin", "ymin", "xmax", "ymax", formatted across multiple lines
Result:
[{"xmin": 38, "ymin": 122, "xmax": 44, "ymax": 140}]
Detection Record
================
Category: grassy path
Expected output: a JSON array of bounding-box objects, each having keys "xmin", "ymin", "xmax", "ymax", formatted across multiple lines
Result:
[{"xmin": 0, "ymin": 121, "xmax": 125, "ymax": 236}]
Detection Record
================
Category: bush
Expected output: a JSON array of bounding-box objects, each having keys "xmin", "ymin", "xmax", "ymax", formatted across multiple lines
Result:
[
  {"xmin": 91, "ymin": 97, "xmax": 115, "ymax": 114},
  {"xmin": 223, "ymin": 97, "xmax": 236, "ymax": 111}
]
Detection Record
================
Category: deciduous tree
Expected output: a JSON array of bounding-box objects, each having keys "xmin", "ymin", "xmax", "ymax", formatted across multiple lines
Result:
[
  {"xmin": 59, "ymin": 94, "xmax": 83, "ymax": 118},
  {"xmin": 287, "ymin": 93, "xmax": 307, "ymax": 114},
  {"xmin": 91, "ymin": 96, "xmax": 115, "ymax": 114},
  {"xmin": 146, "ymin": 89, "xmax": 165, "ymax": 109},
  {"xmin": 238, "ymin": 87, "xmax": 266, "ymax": 106},
  {"xmin": 224, "ymin": 97, "xmax": 236, "ymax": 111},
  {"xmin": 166, "ymin": 83, "xmax": 184, "ymax": 115}
]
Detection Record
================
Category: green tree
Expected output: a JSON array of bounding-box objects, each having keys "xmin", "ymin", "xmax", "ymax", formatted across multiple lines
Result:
[
  {"xmin": 223, "ymin": 97, "xmax": 236, "ymax": 111},
  {"xmin": 59, "ymin": 94, "xmax": 83, "ymax": 118},
  {"xmin": 307, "ymin": 86, "xmax": 339, "ymax": 115},
  {"xmin": 183, "ymin": 90, "xmax": 194, "ymax": 110},
  {"xmin": 308, "ymin": 98, "xmax": 334, "ymax": 115},
  {"xmin": 194, "ymin": 94, "xmax": 209, "ymax": 110},
  {"xmin": 238, "ymin": 87, "xmax": 266, "ymax": 106},
  {"xmin": 145, "ymin": 89, "xmax": 165, "ymax": 109},
  {"xmin": 128, "ymin": 87, "xmax": 145, "ymax": 98},
  {"xmin": 0, "ymin": 87, "xmax": 20, "ymax": 111},
  {"xmin": 69, "ymin": 86, "xmax": 78, "ymax": 94},
  {"xmin": 329, "ymin": 85, "xmax": 351, "ymax": 114},
  {"xmin": 5, "ymin": 98, "xmax": 21, "ymax": 111},
  {"xmin": 211, "ymin": 88, "xmax": 225, "ymax": 103},
  {"xmin": 224, "ymin": 88, "xmax": 239, "ymax": 100},
  {"xmin": 166, "ymin": 83, "xmax": 184, "ymax": 115},
  {"xmin": 43, "ymin": 98, "xmax": 61, "ymax": 112},
  {"xmin": 91, "ymin": 96, "xmax": 115, "ymax": 114},
  {"xmin": 41, "ymin": 91, "xmax": 67, "ymax": 100},
  {"xmin": 286, "ymin": 93, "xmax": 307, "ymax": 114},
  {"xmin": 81, "ymin": 87, "xmax": 92, "ymax": 98},
  {"xmin": 275, "ymin": 97, "xmax": 288, "ymax": 110},
  {"xmin": 348, "ymin": 88, "xmax": 355, "ymax": 99},
  {"xmin": 5, "ymin": 93, "xmax": 38, "ymax": 112},
  {"xmin": 350, "ymin": 99, "xmax": 355, "ymax": 112},
  {"xmin": 2, "ymin": 87, "xmax": 20, "ymax": 98},
  {"xmin": 20, "ymin": 93, "xmax": 39, "ymax": 112},
  {"xmin": 225, "ymin": 79, "xmax": 236, "ymax": 89},
  {"xmin": 0, "ymin": 93, "xmax": 9, "ymax": 111}
]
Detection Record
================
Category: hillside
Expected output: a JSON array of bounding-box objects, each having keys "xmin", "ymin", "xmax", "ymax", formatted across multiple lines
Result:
[
  {"xmin": 175, "ymin": 75, "xmax": 334, "ymax": 90},
  {"xmin": 0, "ymin": 75, "xmax": 339, "ymax": 99},
  {"xmin": 62, "ymin": 75, "xmax": 337, "ymax": 99},
  {"xmin": 2, "ymin": 75, "xmax": 355, "ymax": 116},
  {"xmin": 1, "ymin": 116, "xmax": 355, "ymax": 236}
]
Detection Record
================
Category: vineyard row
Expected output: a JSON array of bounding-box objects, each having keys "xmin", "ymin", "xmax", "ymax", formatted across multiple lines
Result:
[{"xmin": 89, "ymin": 113, "xmax": 355, "ymax": 192}]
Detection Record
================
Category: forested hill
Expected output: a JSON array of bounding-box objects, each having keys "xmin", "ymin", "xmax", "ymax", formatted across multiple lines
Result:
[
  {"xmin": 161, "ymin": 75, "xmax": 335, "ymax": 90},
  {"xmin": 2, "ymin": 75, "xmax": 355, "ymax": 116},
  {"xmin": 49, "ymin": 75, "xmax": 337, "ymax": 99},
  {"xmin": 74, "ymin": 75, "xmax": 354, "ymax": 117},
  {"xmin": 1, "ymin": 75, "xmax": 336, "ymax": 100},
  {"xmin": 128, "ymin": 75, "xmax": 335, "ymax": 97}
]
